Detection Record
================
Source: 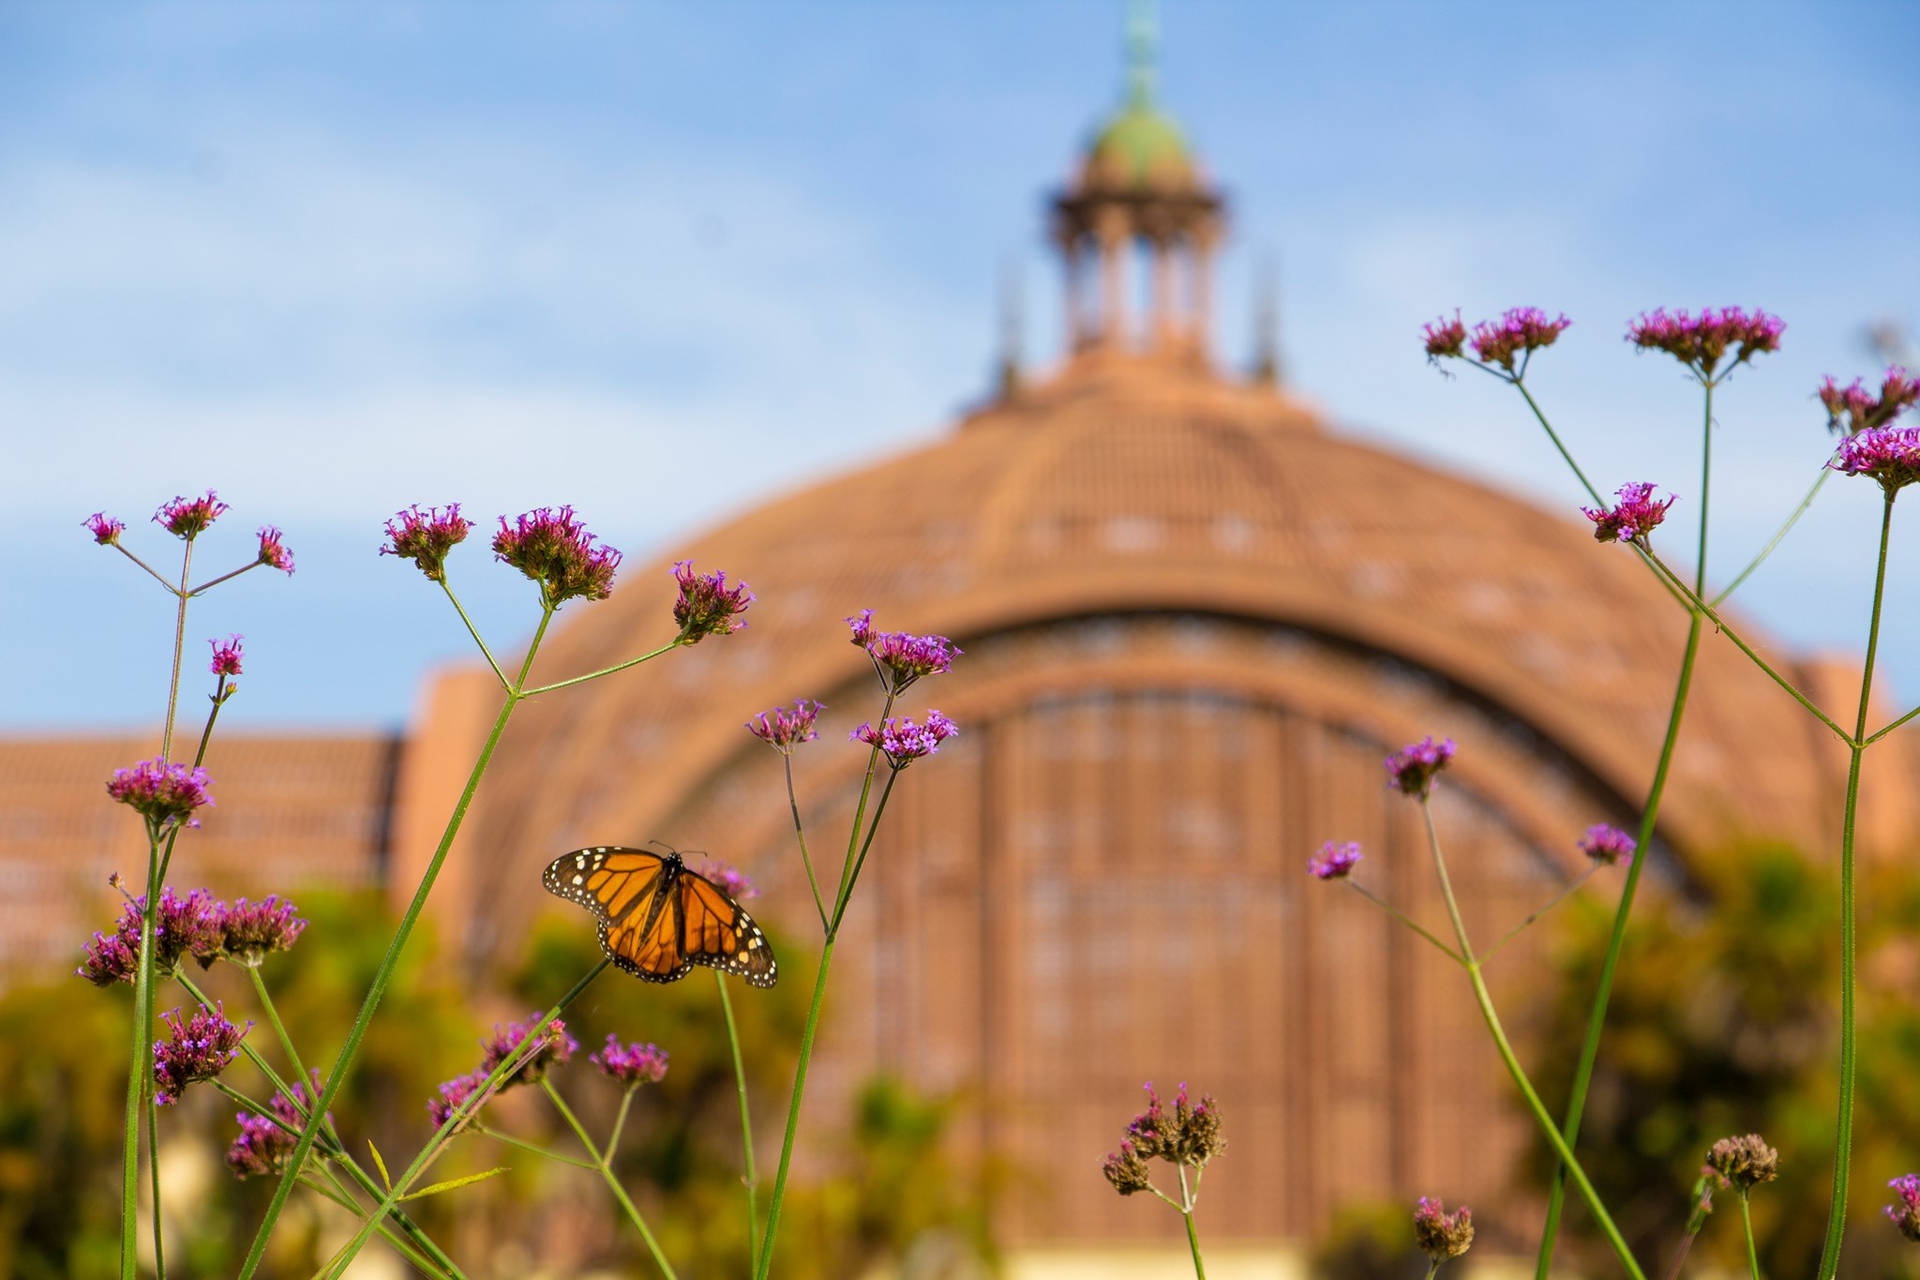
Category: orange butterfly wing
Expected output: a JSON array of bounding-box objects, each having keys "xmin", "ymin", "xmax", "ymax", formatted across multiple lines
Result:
[{"xmin": 677, "ymin": 872, "xmax": 777, "ymax": 988}]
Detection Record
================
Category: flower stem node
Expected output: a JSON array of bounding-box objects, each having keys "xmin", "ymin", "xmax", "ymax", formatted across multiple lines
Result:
[
  {"xmin": 1413, "ymin": 1196, "xmax": 1475, "ymax": 1264},
  {"xmin": 380, "ymin": 504, "xmax": 473, "ymax": 581},
  {"xmin": 493, "ymin": 506, "xmax": 622, "ymax": 607},
  {"xmin": 1582, "ymin": 482, "xmax": 1676, "ymax": 544},
  {"xmin": 671, "ymin": 559, "xmax": 753, "ymax": 640},
  {"xmin": 1385, "ymin": 737, "xmax": 1455, "ymax": 799},
  {"xmin": 1706, "ymin": 1134, "xmax": 1780, "ymax": 1192},
  {"xmin": 1308, "ymin": 841, "xmax": 1362, "ymax": 880}
]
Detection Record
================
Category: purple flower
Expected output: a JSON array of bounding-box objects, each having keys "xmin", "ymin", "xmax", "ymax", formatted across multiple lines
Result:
[
  {"xmin": 79, "ymin": 926, "xmax": 139, "ymax": 986},
  {"xmin": 1102, "ymin": 1141, "xmax": 1153, "ymax": 1195},
  {"xmin": 1120, "ymin": 1081, "xmax": 1224, "ymax": 1167},
  {"xmin": 1414, "ymin": 1196, "xmax": 1475, "ymax": 1263},
  {"xmin": 847, "ymin": 610, "xmax": 961, "ymax": 693},
  {"xmin": 493, "ymin": 506, "xmax": 622, "ymax": 607},
  {"xmin": 1578, "ymin": 823, "xmax": 1636, "ymax": 867},
  {"xmin": 226, "ymin": 1070, "xmax": 325, "ymax": 1179},
  {"xmin": 85, "ymin": 512, "xmax": 125, "ymax": 545},
  {"xmin": 1386, "ymin": 736, "xmax": 1455, "ymax": 798},
  {"xmin": 1422, "ymin": 310, "xmax": 1468, "ymax": 363},
  {"xmin": 1582, "ymin": 482, "xmax": 1676, "ymax": 544},
  {"xmin": 428, "ymin": 1069, "xmax": 489, "ymax": 1129},
  {"xmin": 591, "ymin": 1034, "xmax": 670, "ymax": 1088},
  {"xmin": 80, "ymin": 888, "xmax": 224, "ymax": 984},
  {"xmin": 746, "ymin": 699, "xmax": 823, "ymax": 752},
  {"xmin": 107, "ymin": 758, "xmax": 215, "ymax": 832},
  {"xmin": 1831, "ymin": 425, "xmax": 1920, "ymax": 497},
  {"xmin": 1886, "ymin": 1173, "xmax": 1920, "ymax": 1243},
  {"xmin": 699, "ymin": 859, "xmax": 757, "ymax": 900},
  {"xmin": 480, "ymin": 1014, "xmax": 578, "ymax": 1088},
  {"xmin": 1308, "ymin": 841, "xmax": 1363, "ymax": 880},
  {"xmin": 154, "ymin": 491, "xmax": 229, "ymax": 539},
  {"xmin": 152, "ymin": 1002, "xmax": 248, "ymax": 1104},
  {"xmin": 209, "ymin": 635, "xmax": 244, "ymax": 677},
  {"xmin": 215, "ymin": 895, "xmax": 307, "ymax": 965},
  {"xmin": 381, "ymin": 503, "xmax": 473, "ymax": 582},
  {"xmin": 851, "ymin": 710, "xmax": 959, "ymax": 769},
  {"xmin": 255, "ymin": 526, "xmax": 295, "ymax": 575},
  {"xmin": 1469, "ymin": 307, "xmax": 1571, "ymax": 372},
  {"xmin": 672, "ymin": 559, "xmax": 753, "ymax": 641},
  {"xmin": 1819, "ymin": 368, "xmax": 1919, "ymax": 436},
  {"xmin": 1628, "ymin": 307, "xmax": 1784, "ymax": 378}
]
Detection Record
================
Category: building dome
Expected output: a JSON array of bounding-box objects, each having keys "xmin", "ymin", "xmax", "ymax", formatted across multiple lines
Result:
[{"xmin": 1078, "ymin": 102, "xmax": 1198, "ymax": 194}]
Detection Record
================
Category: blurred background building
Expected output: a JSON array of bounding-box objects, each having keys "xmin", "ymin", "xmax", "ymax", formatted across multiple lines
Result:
[{"xmin": 6, "ymin": 9, "xmax": 1920, "ymax": 1279}]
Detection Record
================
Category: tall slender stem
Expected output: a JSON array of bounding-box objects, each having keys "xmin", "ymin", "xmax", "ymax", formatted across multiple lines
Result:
[
  {"xmin": 1695, "ymin": 379, "xmax": 1713, "ymax": 596},
  {"xmin": 1813, "ymin": 494, "xmax": 1894, "ymax": 1280},
  {"xmin": 145, "ymin": 1082, "xmax": 165, "ymax": 1280},
  {"xmin": 1480, "ymin": 866, "xmax": 1599, "ymax": 962},
  {"xmin": 716, "ymin": 972, "xmax": 761, "ymax": 1273},
  {"xmin": 1513, "ymin": 379, "xmax": 1605, "ymax": 505},
  {"xmin": 1739, "ymin": 1192, "xmax": 1761, "ymax": 1280},
  {"xmin": 1713, "ymin": 468, "xmax": 1831, "ymax": 607},
  {"xmin": 831, "ymin": 768, "xmax": 899, "ymax": 931},
  {"xmin": 754, "ymin": 935, "xmax": 835, "ymax": 1280},
  {"xmin": 1422, "ymin": 803, "xmax": 1645, "ymax": 1280},
  {"xmin": 1534, "ymin": 612, "xmax": 1702, "ymax": 1279},
  {"xmin": 440, "ymin": 579, "xmax": 509, "ymax": 691},
  {"xmin": 186, "ymin": 560, "xmax": 263, "ymax": 597},
  {"xmin": 160, "ymin": 540, "xmax": 193, "ymax": 762},
  {"xmin": 542, "ymin": 1078, "xmax": 678, "ymax": 1279},
  {"xmin": 785, "ymin": 753, "xmax": 829, "ymax": 933},
  {"xmin": 1178, "ymin": 1166, "xmax": 1207, "ymax": 1280},
  {"xmin": 520, "ymin": 639, "xmax": 681, "ymax": 697},
  {"xmin": 1340, "ymin": 881, "xmax": 1463, "ymax": 964}
]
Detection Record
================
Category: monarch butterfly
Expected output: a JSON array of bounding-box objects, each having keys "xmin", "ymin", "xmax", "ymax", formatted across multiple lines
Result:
[{"xmin": 542, "ymin": 845, "xmax": 777, "ymax": 987}]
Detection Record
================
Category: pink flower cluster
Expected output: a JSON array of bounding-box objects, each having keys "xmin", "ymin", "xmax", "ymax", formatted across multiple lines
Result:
[
  {"xmin": 699, "ymin": 859, "xmax": 757, "ymax": 900},
  {"xmin": 255, "ymin": 526, "xmax": 295, "ymax": 575},
  {"xmin": 428, "ymin": 1070, "xmax": 489, "ymax": 1129},
  {"xmin": 1820, "ymin": 368, "xmax": 1920, "ymax": 437},
  {"xmin": 107, "ymin": 758, "xmax": 215, "ymax": 832},
  {"xmin": 154, "ymin": 491, "xmax": 229, "ymax": 539},
  {"xmin": 1422, "ymin": 311, "xmax": 1467, "ymax": 362},
  {"xmin": 1582, "ymin": 482, "xmax": 1675, "ymax": 544},
  {"xmin": 1627, "ymin": 307, "xmax": 1784, "ymax": 377},
  {"xmin": 1470, "ymin": 307, "xmax": 1571, "ymax": 371},
  {"xmin": 217, "ymin": 896, "xmax": 309, "ymax": 965},
  {"xmin": 847, "ymin": 610, "xmax": 962, "ymax": 693},
  {"xmin": 1386, "ymin": 736, "xmax": 1455, "ymax": 798},
  {"xmin": 381, "ymin": 503, "xmax": 474, "ymax": 582},
  {"xmin": 1887, "ymin": 1173, "xmax": 1920, "ymax": 1243},
  {"xmin": 1414, "ymin": 1196, "xmax": 1475, "ymax": 1262},
  {"xmin": 79, "ymin": 888, "xmax": 307, "ymax": 983},
  {"xmin": 493, "ymin": 506, "xmax": 622, "ymax": 606},
  {"xmin": 85, "ymin": 512, "xmax": 125, "ymax": 545},
  {"xmin": 226, "ymin": 1071, "xmax": 325, "ymax": 1179},
  {"xmin": 480, "ymin": 1014, "xmax": 578, "ymax": 1087},
  {"xmin": 746, "ymin": 699, "xmax": 823, "ymax": 752},
  {"xmin": 672, "ymin": 559, "xmax": 753, "ymax": 640},
  {"xmin": 1578, "ymin": 823, "xmax": 1636, "ymax": 866},
  {"xmin": 153, "ymin": 1002, "xmax": 249, "ymax": 1104},
  {"xmin": 851, "ymin": 710, "xmax": 959, "ymax": 768},
  {"xmin": 591, "ymin": 1034, "xmax": 670, "ymax": 1087},
  {"xmin": 1308, "ymin": 840, "xmax": 1362, "ymax": 880},
  {"xmin": 209, "ymin": 635, "xmax": 245, "ymax": 677},
  {"xmin": 1831, "ymin": 426, "xmax": 1920, "ymax": 496}
]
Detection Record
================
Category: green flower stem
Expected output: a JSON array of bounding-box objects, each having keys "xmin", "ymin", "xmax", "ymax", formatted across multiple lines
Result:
[
  {"xmin": 1713, "ymin": 467, "xmax": 1832, "ymax": 607},
  {"xmin": 297, "ymin": 1171, "xmax": 456, "ymax": 1280},
  {"xmin": 315, "ymin": 959, "xmax": 609, "ymax": 1280},
  {"xmin": 1511, "ymin": 377, "xmax": 1605, "ymax": 506},
  {"xmin": 247, "ymin": 967, "xmax": 316, "ymax": 1112},
  {"xmin": 716, "ymin": 971, "xmax": 762, "ymax": 1274},
  {"xmin": 145, "ymin": 1083, "xmax": 165, "ymax": 1280},
  {"xmin": 608, "ymin": 1087, "xmax": 636, "ymax": 1154},
  {"xmin": 520, "ymin": 638, "xmax": 683, "ymax": 697},
  {"xmin": 1696, "ymin": 380, "xmax": 1714, "ymax": 595},
  {"xmin": 1813, "ymin": 494, "xmax": 1894, "ymax": 1280},
  {"xmin": 830, "ymin": 767, "xmax": 899, "ymax": 932},
  {"xmin": 1533, "ymin": 612, "xmax": 1701, "ymax": 1280},
  {"xmin": 785, "ymin": 753, "xmax": 829, "ymax": 933},
  {"xmin": 541, "ymin": 1078, "xmax": 678, "ymax": 1279},
  {"xmin": 1340, "ymin": 881, "xmax": 1463, "ymax": 965},
  {"xmin": 1480, "ymin": 865, "xmax": 1600, "ymax": 963},
  {"xmin": 1178, "ymin": 1166, "xmax": 1207, "ymax": 1280},
  {"xmin": 160, "ymin": 538, "xmax": 194, "ymax": 761},
  {"xmin": 475, "ymin": 1124, "xmax": 598, "ymax": 1170},
  {"xmin": 1643, "ymin": 553, "xmax": 1852, "ymax": 743},
  {"xmin": 122, "ymin": 842, "xmax": 161, "ymax": 1280},
  {"xmin": 754, "ymin": 689, "xmax": 897, "ymax": 1280},
  {"xmin": 1865, "ymin": 702, "xmax": 1920, "ymax": 745},
  {"xmin": 1420, "ymin": 803, "xmax": 1645, "ymax": 1280},
  {"xmin": 186, "ymin": 559, "xmax": 264, "ymax": 597},
  {"xmin": 237, "ymin": 602, "xmax": 556, "ymax": 1280},
  {"xmin": 1740, "ymin": 1192, "xmax": 1760, "ymax": 1280},
  {"xmin": 111, "ymin": 542, "xmax": 181, "ymax": 593},
  {"xmin": 439, "ymin": 578, "xmax": 509, "ymax": 692}
]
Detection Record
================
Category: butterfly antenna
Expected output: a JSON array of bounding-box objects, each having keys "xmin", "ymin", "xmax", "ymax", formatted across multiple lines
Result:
[{"xmin": 644, "ymin": 838, "xmax": 681, "ymax": 856}]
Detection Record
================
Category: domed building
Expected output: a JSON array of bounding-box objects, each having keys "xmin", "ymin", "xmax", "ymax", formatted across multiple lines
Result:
[{"xmin": 382, "ymin": 34, "xmax": 1909, "ymax": 1262}]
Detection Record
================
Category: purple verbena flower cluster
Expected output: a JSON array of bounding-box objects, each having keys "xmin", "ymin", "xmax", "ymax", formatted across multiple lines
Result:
[
  {"xmin": 107, "ymin": 758, "xmax": 215, "ymax": 832},
  {"xmin": 1422, "ymin": 311, "xmax": 1467, "ymax": 363},
  {"xmin": 79, "ymin": 888, "xmax": 304, "ymax": 983},
  {"xmin": 226, "ymin": 1071, "xmax": 325, "ymax": 1179},
  {"xmin": 153, "ymin": 1002, "xmax": 248, "ymax": 1104},
  {"xmin": 1103, "ymin": 1081, "xmax": 1224, "ymax": 1194},
  {"xmin": 1471, "ymin": 307, "xmax": 1572, "ymax": 371},
  {"xmin": 847, "ymin": 610, "xmax": 961, "ymax": 693},
  {"xmin": 86, "ymin": 512, "xmax": 125, "ymax": 545},
  {"xmin": 671, "ymin": 559, "xmax": 753, "ymax": 641},
  {"xmin": 380, "ymin": 503, "xmax": 473, "ymax": 582},
  {"xmin": 1627, "ymin": 307, "xmax": 1784, "ymax": 378},
  {"xmin": 428, "ymin": 1070, "xmax": 489, "ymax": 1129},
  {"xmin": 1308, "ymin": 840, "xmax": 1362, "ymax": 880},
  {"xmin": 1831, "ymin": 425, "xmax": 1920, "ymax": 497},
  {"xmin": 1887, "ymin": 1173, "xmax": 1920, "ymax": 1243},
  {"xmin": 216, "ymin": 896, "xmax": 308, "ymax": 966},
  {"xmin": 1386, "ymin": 736, "xmax": 1455, "ymax": 799},
  {"xmin": 851, "ymin": 711, "xmax": 959, "ymax": 769},
  {"xmin": 493, "ymin": 506, "xmax": 622, "ymax": 607},
  {"xmin": 154, "ymin": 491, "xmax": 229, "ymax": 539},
  {"xmin": 746, "ymin": 699, "xmax": 823, "ymax": 752},
  {"xmin": 699, "ymin": 859, "xmax": 757, "ymax": 900},
  {"xmin": 1582, "ymin": 482, "xmax": 1675, "ymax": 544},
  {"xmin": 209, "ymin": 635, "xmax": 245, "ymax": 677},
  {"xmin": 255, "ymin": 526, "xmax": 295, "ymax": 575},
  {"xmin": 591, "ymin": 1034, "xmax": 670, "ymax": 1088},
  {"xmin": 1413, "ymin": 1196, "xmax": 1475, "ymax": 1263},
  {"xmin": 1578, "ymin": 823, "xmax": 1636, "ymax": 867},
  {"xmin": 1819, "ymin": 368, "xmax": 1920, "ymax": 436},
  {"xmin": 480, "ymin": 1014, "xmax": 578, "ymax": 1088}
]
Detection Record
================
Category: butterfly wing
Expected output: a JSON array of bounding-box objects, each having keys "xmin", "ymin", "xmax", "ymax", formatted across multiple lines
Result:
[
  {"xmin": 544, "ymin": 846, "xmax": 692, "ymax": 982},
  {"xmin": 677, "ymin": 869, "xmax": 778, "ymax": 988},
  {"xmin": 600, "ymin": 902, "xmax": 695, "ymax": 983}
]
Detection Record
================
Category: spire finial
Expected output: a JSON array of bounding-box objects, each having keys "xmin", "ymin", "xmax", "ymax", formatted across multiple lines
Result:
[
  {"xmin": 995, "ymin": 255, "xmax": 1025, "ymax": 399},
  {"xmin": 1252, "ymin": 252, "xmax": 1283, "ymax": 387},
  {"xmin": 1124, "ymin": 0, "xmax": 1158, "ymax": 108}
]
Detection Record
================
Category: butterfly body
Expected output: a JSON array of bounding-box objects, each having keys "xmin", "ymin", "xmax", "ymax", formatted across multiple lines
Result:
[{"xmin": 542, "ymin": 845, "xmax": 777, "ymax": 987}]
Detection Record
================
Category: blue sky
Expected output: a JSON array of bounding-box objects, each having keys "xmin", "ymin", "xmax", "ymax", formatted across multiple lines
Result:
[{"xmin": 4, "ymin": 1, "xmax": 1918, "ymax": 732}]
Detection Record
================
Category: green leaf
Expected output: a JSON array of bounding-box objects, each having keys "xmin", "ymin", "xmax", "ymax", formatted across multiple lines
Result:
[
  {"xmin": 399, "ymin": 1166, "xmax": 508, "ymax": 1202},
  {"xmin": 367, "ymin": 1138, "xmax": 391, "ymax": 1191}
]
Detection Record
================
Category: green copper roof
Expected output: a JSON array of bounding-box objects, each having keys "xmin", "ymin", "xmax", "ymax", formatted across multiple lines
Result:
[{"xmin": 1086, "ymin": 103, "xmax": 1193, "ymax": 187}]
